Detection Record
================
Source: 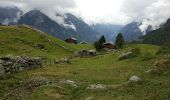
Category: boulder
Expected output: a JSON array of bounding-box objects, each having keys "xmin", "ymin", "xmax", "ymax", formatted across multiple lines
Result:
[
  {"xmin": 78, "ymin": 50, "xmax": 97, "ymax": 57},
  {"xmin": 87, "ymin": 84, "xmax": 106, "ymax": 90},
  {"xmin": 118, "ymin": 52, "xmax": 133, "ymax": 60},
  {"xmin": 129, "ymin": 76, "xmax": 141, "ymax": 82},
  {"xmin": 60, "ymin": 80, "xmax": 77, "ymax": 87},
  {"xmin": 55, "ymin": 58, "xmax": 70, "ymax": 64},
  {"xmin": 85, "ymin": 97, "xmax": 94, "ymax": 100}
]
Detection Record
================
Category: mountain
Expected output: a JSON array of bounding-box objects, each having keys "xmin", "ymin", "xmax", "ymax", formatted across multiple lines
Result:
[
  {"xmin": 120, "ymin": 22, "xmax": 142, "ymax": 42},
  {"xmin": 91, "ymin": 24, "xmax": 123, "ymax": 41},
  {"xmin": 64, "ymin": 13, "xmax": 98, "ymax": 42},
  {"xmin": 18, "ymin": 10, "xmax": 69, "ymax": 40},
  {"xmin": 0, "ymin": 7, "xmax": 22, "ymax": 25},
  {"xmin": 141, "ymin": 18, "xmax": 170, "ymax": 45},
  {"xmin": 18, "ymin": 10, "xmax": 97, "ymax": 42}
]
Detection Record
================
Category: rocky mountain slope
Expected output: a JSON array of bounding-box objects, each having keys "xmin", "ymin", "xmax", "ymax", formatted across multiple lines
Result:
[
  {"xmin": 0, "ymin": 7, "xmax": 22, "ymax": 25},
  {"xmin": 18, "ymin": 10, "xmax": 98, "ymax": 42},
  {"xmin": 120, "ymin": 22, "xmax": 142, "ymax": 42},
  {"xmin": 142, "ymin": 19, "xmax": 170, "ymax": 45},
  {"xmin": 91, "ymin": 24, "xmax": 123, "ymax": 41}
]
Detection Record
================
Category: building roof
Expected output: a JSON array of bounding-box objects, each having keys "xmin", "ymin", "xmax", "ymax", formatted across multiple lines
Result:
[
  {"xmin": 69, "ymin": 37, "xmax": 77, "ymax": 40},
  {"xmin": 103, "ymin": 41, "xmax": 114, "ymax": 45}
]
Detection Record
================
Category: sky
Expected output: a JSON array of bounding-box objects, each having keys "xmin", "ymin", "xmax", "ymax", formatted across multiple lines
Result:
[{"xmin": 0, "ymin": 0, "xmax": 170, "ymax": 32}]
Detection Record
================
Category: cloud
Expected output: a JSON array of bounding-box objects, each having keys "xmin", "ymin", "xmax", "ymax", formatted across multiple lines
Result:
[
  {"xmin": 0, "ymin": 0, "xmax": 77, "ymax": 30},
  {"xmin": 0, "ymin": 0, "xmax": 170, "ymax": 32},
  {"xmin": 120, "ymin": 0, "xmax": 170, "ymax": 33}
]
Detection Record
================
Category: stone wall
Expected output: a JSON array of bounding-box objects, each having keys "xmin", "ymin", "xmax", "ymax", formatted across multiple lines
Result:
[{"xmin": 0, "ymin": 55, "xmax": 43, "ymax": 77}]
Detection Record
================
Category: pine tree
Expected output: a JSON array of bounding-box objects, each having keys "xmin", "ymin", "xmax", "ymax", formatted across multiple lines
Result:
[
  {"xmin": 115, "ymin": 33, "xmax": 125, "ymax": 49},
  {"xmin": 94, "ymin": 35, "xmax": 106, "ymax": 51}
]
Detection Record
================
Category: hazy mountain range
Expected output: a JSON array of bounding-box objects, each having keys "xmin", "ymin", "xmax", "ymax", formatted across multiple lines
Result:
[
  {"xmin": 91, "ymin": 24, "xmax": 123, "ymax": 41},
  {"xmin": 1, "ymin": 6, "xmax": 168, "ymax": 43},
  {"xmin": 141, "ymin": 18, "xmax": 170, "ymax": 45}
]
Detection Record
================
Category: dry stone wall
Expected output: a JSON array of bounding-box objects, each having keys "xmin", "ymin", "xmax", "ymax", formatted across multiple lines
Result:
[{"xmin": 0, "ymin": 55, "xmax": 43, "ymax": 77}]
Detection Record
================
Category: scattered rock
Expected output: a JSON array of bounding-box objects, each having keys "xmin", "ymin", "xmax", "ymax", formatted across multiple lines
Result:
[
  {"xmin": 85, "ymin": 97, "xmax": 94, "ymax": 100},
  {"xmin": 75, "ymin": 50, "xmax": 97, "ymax": 58},
  {"xmin": 118, "ymin": 52, "xmax": 133, "ymax": 60},
  {"xmin": 129, "ymin": 76, "xmax": 142, "ymax": 82},
  {"xmin": 60, "ymin": 80, "xmax": 77, "ymax": 87},
  {"xmin": 87, "ymin": 84, "xmax": 106, "ymax": 90},
  {"xmin": 145, "ymin": 69, "xmax": 157, "ymax": 74},
  {"xmin": 54, "ymin": 58, "xmax": 70, "ymax": 64}
]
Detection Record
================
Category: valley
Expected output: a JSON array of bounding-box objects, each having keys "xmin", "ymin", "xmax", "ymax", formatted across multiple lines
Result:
[
  {"xmin": 1, "ymin": 25, "xmax": 170, "ymax": 100},
  {"xmin": 0, "ymin": 2, "xmax": 170, "ymax": 100}
]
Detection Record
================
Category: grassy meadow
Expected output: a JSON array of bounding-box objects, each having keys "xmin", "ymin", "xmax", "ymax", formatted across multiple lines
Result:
[{"xmin": 0, "ymin": 26, "xmax": 170, "ymax": 100}]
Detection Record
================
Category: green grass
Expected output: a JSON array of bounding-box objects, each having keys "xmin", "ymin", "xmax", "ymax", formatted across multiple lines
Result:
[
  {"xmin": 1, "ymin": 25, "xmax": 169, "ymax": 100},
  {"xmin": 0, "ymin": 25, "xmax": 94, "ymax": 59},
  {"xmin": 1, "ymin": 41, "xmax": 167, "ymax": 100}
]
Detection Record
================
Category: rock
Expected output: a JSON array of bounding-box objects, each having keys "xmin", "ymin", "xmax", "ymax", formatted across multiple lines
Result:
[
  {"xmin": 87, "ymin": 84, "xmax": 106, "ymax": 90},
  {"xmin": 85, "ymin": 97, "xmax": 94, "ymax": 100},
  {"xmin": 78, "ymin": 50, "xmax": 97, "ymax": 58},
  {"xmin": 118, "ymin": 52, "xmax": 133, "ymax": 60},
  {"xmin": 55, "ymin": 58, "xmax": 70, "ymax": 64},
  {"xmin": 129, "ymin": 76, "xmax": 141, "ymax": 82},
  {"xmin": 61, "ymin": 80, "xmax": 77, "ymax": 87}
]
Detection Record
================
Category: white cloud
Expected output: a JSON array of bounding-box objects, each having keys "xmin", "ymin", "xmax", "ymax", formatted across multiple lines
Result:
[
  {"xmin": 0, "ymin": 0, "xmax": 77, "ymax": 30},
  {"xmin": 0, "ymin": 0, "xmax": 170, "ymax": 31},
  {"xmin": 120, "ymin": 0, "xmax": 170, "ymax": 32}
]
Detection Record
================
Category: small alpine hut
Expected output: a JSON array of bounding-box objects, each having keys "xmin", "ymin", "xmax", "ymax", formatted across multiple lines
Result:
[
  {"xmin": 65, "ymin": 37, "xmax": 77, "ymax": 44},
  {"xmin": 103, "ymin": 42, "xmax": 116, "ymax": 49}
]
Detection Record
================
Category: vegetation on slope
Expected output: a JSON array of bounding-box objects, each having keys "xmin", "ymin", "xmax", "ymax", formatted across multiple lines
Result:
[
  {"xmin": 1, "ymin": 43, "xmax": 166, "ymax": 100},
  {"xmin": 0, "ymin": 25, "xmax": 94, "ymax": 59},
  {"xmin": 142, "ymin": 19, "xmax": 170, "ymax": 45}
]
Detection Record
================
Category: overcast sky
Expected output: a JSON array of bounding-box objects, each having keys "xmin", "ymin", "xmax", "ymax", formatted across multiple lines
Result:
[{"xmin": 0, "ymin": 0, "xmax": 170, "ymax": 31}]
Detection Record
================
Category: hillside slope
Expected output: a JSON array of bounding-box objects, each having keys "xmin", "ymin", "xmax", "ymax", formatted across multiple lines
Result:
[
  {"xmin": 121, "ymin": 22, "xmax": 142, "ymax": 42},
  {"xmin": 142, "ymin": 19, "xmax": 170, "ymax": 45},
  {"xmin": 0, "ymin": 25, "xmax": 93, "ymax": 59},
  {"xmin": 18, "ymin": 10, "xmax": 97, "ymax": 42}
]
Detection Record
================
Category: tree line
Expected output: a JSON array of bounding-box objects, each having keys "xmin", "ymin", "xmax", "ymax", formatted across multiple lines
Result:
[{"xmin": 94, "ymin": 33, "xmax": 125, "ymax": 51}]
